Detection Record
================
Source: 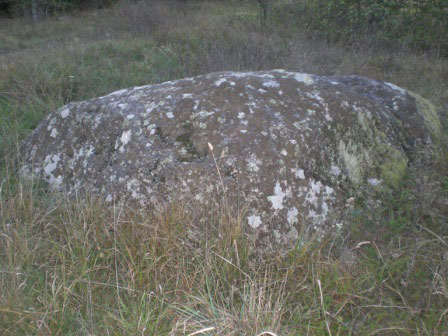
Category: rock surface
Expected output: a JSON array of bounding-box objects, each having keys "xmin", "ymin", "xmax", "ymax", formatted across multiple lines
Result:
[{"xmin": 20, "ymin": 70, "xmax": 441, "ymax": 248}]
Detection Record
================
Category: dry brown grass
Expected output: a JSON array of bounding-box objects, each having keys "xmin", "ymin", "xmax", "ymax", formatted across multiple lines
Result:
[{"xmin": 0, "ymin": 0, "xmax": 447, "ymax": 334}]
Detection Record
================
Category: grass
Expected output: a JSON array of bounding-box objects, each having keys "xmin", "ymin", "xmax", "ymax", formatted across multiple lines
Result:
[{"xmin": 1, "ymin": 0, "xmax": 448, "ymax": 334}]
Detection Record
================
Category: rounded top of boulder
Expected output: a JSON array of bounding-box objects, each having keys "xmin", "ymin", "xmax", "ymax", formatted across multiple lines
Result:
[{"xmin": 20, "ymin": 70, "xmax": 441, "ymax": 249}]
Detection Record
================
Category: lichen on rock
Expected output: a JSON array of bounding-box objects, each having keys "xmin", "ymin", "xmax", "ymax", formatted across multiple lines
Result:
[{"xmin": 20, "ymin": 70, "xmax": 441, "ymax": 249}]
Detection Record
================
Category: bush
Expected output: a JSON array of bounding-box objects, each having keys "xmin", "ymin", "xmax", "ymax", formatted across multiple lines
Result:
[
  {"xmin": 277, "ymin": 0, "xmax": 448, "ymax": 56},
  {"xmin": 0, "ymin": 0, "xmax": 119, "ymax": 18}
]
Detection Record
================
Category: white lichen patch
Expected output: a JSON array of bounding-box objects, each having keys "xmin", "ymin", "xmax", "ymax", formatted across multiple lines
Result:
[
  {"xmin": 60, "ymin": 108, "xmax": 70, "ymax": 119},
  {"xmin": 126, "ymin": 178, "xmax": 143, "ymax": 200},
  {"xmin": 291, "ymin": 168, "xmax": 305, "ymax": 179},
  {"xmin": 166, "ymin": 111, "xmax": 174, "ymax": 119},
  {"xmin": 83, "ymin": 145, "xmax": 95, "ymax": 168},
  {"xmin": 306, "ymin": 91, "xmax": 324, "ymax": 105},
  {"xmin": 268, "ymin": 182, "xmax": 286, "ymax": 210},
  {"xmin": 334, "ymin": 222, "xmax": 344, "ymax": 230},
  {"xmin": 294, "ymin": 73, "xmax": 314, "ymax": 85},
  {"xmin": 50, "ymin": 128, "xmax": 58, "ymax": 138},
  {"xmin": 214, "ymin": 78, "xmax": 227, "ymax": 86},
  {"xmin": 307, "ymin": 91, "xmax": 332, "ymax": 121},
  {"xmin": 393, "ymin": 100, "xmax": 400, "ymax": 111},
  {"xmin": 263, "ymin": 80, "xmax": 280, "ymax": 88},
  {"xmin": 145, "ymin": 102, "xmax": 158, "ymax": 114},
  {"xmin": 287, "ymin": 207, "xmax": 298, "ymax": 225},
  {"xmin": 146, "ymin": 124, "xmax": 157, "ymax": 135},
  {"xmin": 73, "ymin": 146, "xmax": 86, "ymax": 162},
  {"xmin": 324, "ymin": 186, "xmax": 334, "ymax": 196},
  {"xmin": 197, "ymin": 110, "xmax": 214, "ymax": 118},
  {"xmin": 193, "ymin": 100, "xmax": 200, "ymax": 110},
  {"xmin": 120, "ymin": 130, "xmax": 132, "ymax": 145},
  {"xmin": 303, "ymin": 180, "xmax": 335, "ymax": 226},
  {"xmin": 43, "ymin": 154, "xmax": 63, "ymax": 188},
  {"xmin": 43, "ymin": 154, "xmax": 60, "ymax": 176},
  {"xmin": 385, "ymin": 82, "xmax": 407, "ymax": 96},
  {"xmin": 117, "ymin": 130, "xmax": 132, "ymax": 153},
  {"xmin": 246, "ymin": 154, "xmax": 262, "ymax": 172},
  {"xmin": 330, "ymin": 165, "xmax": 341, "ymax": 176},
  {"xmin": 305, "ymin": 180, "xmax": 322, "ymax": 206},
  {"xmin": 293, "ymin": 120, "xmax": 311, "ymax": 131},
  {"xmin": 238, "ymin": 112, "xmax": 245, "ymax": 119},
  {"xmin": 324, "ymin": 112, "xmax": 333, "ymax": 122},
  {"xmin": 248, "ymin": 215, "xmax": 262, "ymax": 229},
  {"xmin": 106, "ymin": 88, "xmax": 128, "ymax": 97}
]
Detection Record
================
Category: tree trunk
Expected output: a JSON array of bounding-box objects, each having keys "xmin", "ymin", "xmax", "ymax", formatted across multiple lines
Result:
[
  {"xmin": 30, "ymin": 0, "xmax": 38, "ymax": 24},
  {"xmin": 258, "ymin": 0, "xmax": 268, "ymax": 26}
]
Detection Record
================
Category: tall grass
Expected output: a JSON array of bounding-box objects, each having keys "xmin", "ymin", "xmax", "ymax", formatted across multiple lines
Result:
[
  {"xmin": 2, "ymin": 178, "xmax": 447, "ymax": 334},
  {"xmin": 0, "ymin": 0, "xmax": 447, "ymax": 334}
]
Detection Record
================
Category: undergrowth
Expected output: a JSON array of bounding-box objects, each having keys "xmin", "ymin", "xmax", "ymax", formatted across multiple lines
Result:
[{"xmin": 0, "ymin": 0, "xmax": 447, "ymax": 334}]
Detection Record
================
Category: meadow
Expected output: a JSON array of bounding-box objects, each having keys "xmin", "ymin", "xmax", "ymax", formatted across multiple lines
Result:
[{"xmin": 1, "ymin": 1, "xmax": 447, "ymax": 334}]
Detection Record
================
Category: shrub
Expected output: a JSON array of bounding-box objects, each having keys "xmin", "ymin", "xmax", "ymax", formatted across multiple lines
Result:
[
  {"xmin": 0, "ymin": 0, "xmax": 119, "ymax": 18},
  {"xmin": 276, "ymin": 0, "xmax": 448, "ymax": 56}
]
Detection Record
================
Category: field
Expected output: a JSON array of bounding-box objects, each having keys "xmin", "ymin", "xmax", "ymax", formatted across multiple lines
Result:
[{"xmin": 1, "ymin": 0, "xmax": 447, "ymax": 334}]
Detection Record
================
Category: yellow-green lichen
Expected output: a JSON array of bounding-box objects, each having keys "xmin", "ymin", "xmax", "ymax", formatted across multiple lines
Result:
[
  {"xmin": 339, "ymin": 126, "xmax": 408, "ymax": 189},
  {"xmin": 410, "ymin": 92, "xmax": 441, "ymax": 140},
  {"xmin": 338, "ymin": 139, "xmax": 371, "ymax": 185},
  {"xmin": 378, "ymin": 146, "xmax": 408, "ymax": 188}
]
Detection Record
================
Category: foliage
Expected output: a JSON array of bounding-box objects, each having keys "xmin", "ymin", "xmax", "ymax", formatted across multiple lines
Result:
[
  {"xmin": 1, "ymin": 0, "xmax": 118, "ymax": 17},
  {"xmin": 278, "ymin": 0, "xmax": 448, "ymax": 56}
]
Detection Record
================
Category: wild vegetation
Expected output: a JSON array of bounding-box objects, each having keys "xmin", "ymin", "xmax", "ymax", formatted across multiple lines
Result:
[
  {"xmin": 1, "ymin": 0, "xmax": 447, "ymax": 334},
  {"xmin": 277, "ymin": 0, "xmax": 448, "ymax": 56}
]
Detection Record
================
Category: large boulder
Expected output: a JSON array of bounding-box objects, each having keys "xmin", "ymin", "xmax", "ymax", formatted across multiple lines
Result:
[{"xmin": 20, "ymin": 70, "xmax": 441, "ymax": 248}]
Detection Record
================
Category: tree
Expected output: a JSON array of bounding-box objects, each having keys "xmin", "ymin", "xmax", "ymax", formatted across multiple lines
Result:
[{"xmin": 1, "ymin": 0, "xmax": 117, "ymax": 21}]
